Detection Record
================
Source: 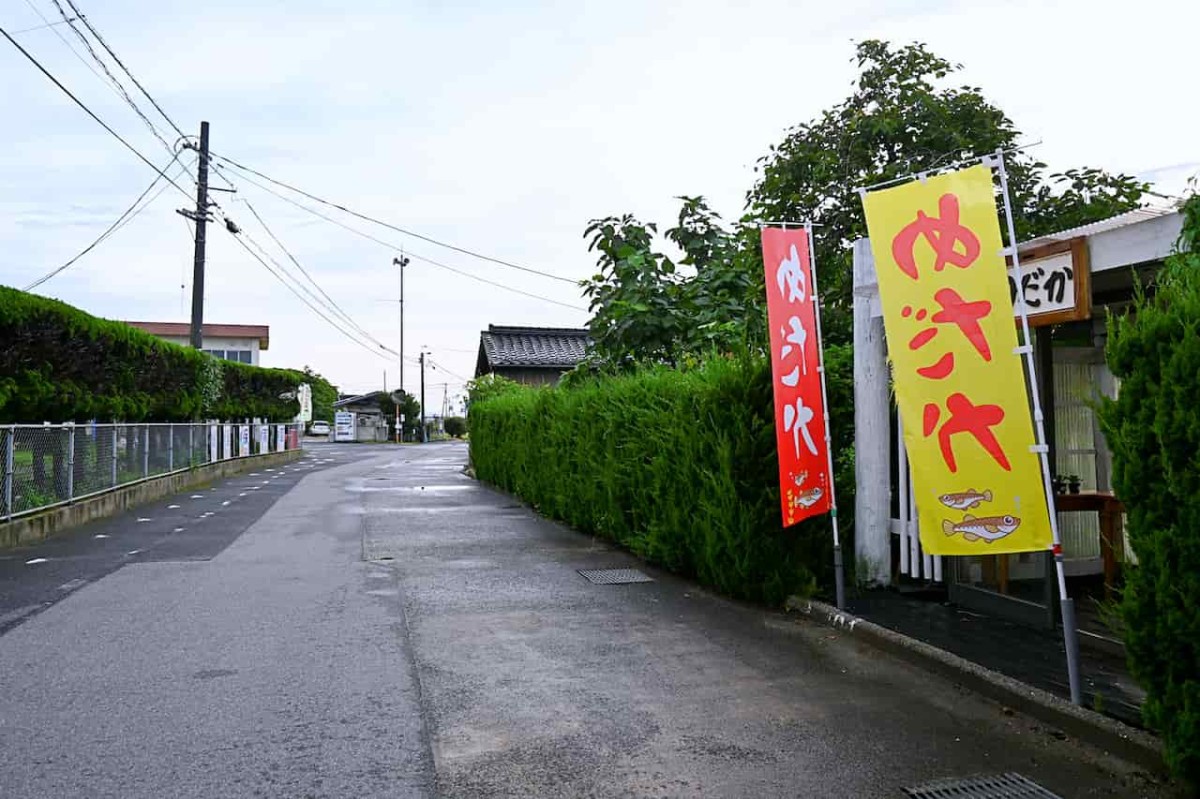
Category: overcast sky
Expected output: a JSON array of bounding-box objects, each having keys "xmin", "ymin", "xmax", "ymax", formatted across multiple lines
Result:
[{"xmin": 3, "ymin": 0, "xmax": 1196, "ymax": 406}]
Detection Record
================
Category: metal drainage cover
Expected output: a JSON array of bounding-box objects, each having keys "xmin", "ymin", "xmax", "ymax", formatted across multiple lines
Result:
[
  {"xmin": 577, "ymin": 568, "xmax": 653, "ymax": 585},
  {"xmin": 904, "ymin": 773, "xmax": 1061, "ymax": 799}
]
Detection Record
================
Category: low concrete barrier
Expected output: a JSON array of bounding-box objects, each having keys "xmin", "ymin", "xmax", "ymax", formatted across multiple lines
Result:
[{"xmin": 1, "ymin": 449, "xmax": 304, "ymax": 550}]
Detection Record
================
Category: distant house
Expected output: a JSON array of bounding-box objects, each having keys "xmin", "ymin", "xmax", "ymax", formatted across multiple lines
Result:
[
  {"xmin": 475, "ymin": 325, "xmax": 590, "ymax": 386},
  {"xmin": 332, "ymin": 392, "xmax": 389, "ymax": 442},
  {"xmin": 124, "ymin": 321, "xmax": 269, "ymax": 366}
]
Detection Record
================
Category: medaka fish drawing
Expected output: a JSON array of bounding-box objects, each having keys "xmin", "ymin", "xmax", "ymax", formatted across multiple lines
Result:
[
  {"xmin": 937, "ymin": 489, "xmax": 993, "ymax": 511},
  {"xmin": 794, "ymin": 487, "xmax": 823, "ymax": 509},
  {"xmin": 942, "ymin": 514, "xmax": 1021, "ymax": 543}
]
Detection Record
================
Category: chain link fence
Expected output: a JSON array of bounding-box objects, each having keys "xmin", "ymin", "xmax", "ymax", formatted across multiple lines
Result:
[{"xmin": 1, "ymin": 423, "xmax": 301, "ymax": 521}]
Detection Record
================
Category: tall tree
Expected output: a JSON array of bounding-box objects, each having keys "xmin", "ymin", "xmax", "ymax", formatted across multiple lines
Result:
[{"xmin": 746, "ymin": 39, "xmax": 1147, "ymax": 344}]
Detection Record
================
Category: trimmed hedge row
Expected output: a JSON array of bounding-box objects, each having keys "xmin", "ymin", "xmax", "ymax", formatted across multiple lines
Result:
[
  {"xmin": 0, "ymin": 285, "xmax": 301, "ymax": 423},
  {"xmin": 469, "ymin": 351, "xmax": 854, "ymax": 605}
]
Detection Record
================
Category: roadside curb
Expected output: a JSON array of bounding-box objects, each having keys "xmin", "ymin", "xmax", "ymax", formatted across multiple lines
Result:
[{"xmin": 785, "ymin": 596, "xmax": 1165, "ymax": 774}]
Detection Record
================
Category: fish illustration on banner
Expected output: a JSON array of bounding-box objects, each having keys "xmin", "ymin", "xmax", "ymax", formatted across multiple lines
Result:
[
  {"xmin": 762, "ymin": 228, "xmax": 832, "ymax": 527},
  {"xmin": 861, "ymin": 165, "xmax": 1052, "ymax": 555}
]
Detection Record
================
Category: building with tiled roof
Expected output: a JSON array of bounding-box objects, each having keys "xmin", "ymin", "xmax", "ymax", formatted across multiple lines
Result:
[{"xmin": 475, "ymin": 325, "xmax": 590, "ymax": 386}]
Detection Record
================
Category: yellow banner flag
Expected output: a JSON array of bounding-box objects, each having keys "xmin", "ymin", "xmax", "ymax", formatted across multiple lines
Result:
[{"xmin": 862, "ymin": 165, "xmax": 1051, "ymax": 556}]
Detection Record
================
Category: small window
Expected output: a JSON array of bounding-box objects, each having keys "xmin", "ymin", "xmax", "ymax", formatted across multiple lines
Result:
[
  {"xmin": 238, "ymin": 350, "xmax": 253, "ymax": 364},
  {"xmin": 209, "ymin": 349, "xmax": 225, "ymax": 360}
]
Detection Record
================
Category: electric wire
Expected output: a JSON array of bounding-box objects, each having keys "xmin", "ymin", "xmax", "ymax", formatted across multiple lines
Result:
[
  {"xmin": 10, "ymin": 14, "xmax": 77, "ymax": 35},
  {"xmin": 226, "ymin": 230, "xmax": 406, "ymax": 364},
  {"xmin": 210, "ymin": 152, "xmax": 578, "ymax": 284},
  {"xmin": 22, "ymin": 152, "xmax": 192, "ymax": 291},
  {"xmin": 238, "ymin": 199, "xmax": 384, "ymax": 346},
  {"xmin": 1, "ymin": 24, "xmax": 195, "ymax": 201},
  {"xmin": 212, "ymin": 163, "xmax": 587, "ymax": 311},
  {"xmin": 48, "ymin": 0, "xmax": 172, "ymax": 152},
  {"xmin": 18, "ymin": 0, "xmax": 117, "ymax": 96},
  {"xmin": 62, "ymin": 0, "xmax": 185, "ymax": 139},
  {"xmin": 222, "ymin": 216, "xmax": 421, "ymax": 366}
]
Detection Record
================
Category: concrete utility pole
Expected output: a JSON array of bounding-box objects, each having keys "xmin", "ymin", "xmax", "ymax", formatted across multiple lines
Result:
[
  {"xmin": 393, "ymin": 253, "xmax": 410, "ymax": 392},
  {"xmin": 419, "ymin": 351, "xmax": 427, "ymax": 443},
  {"xmin": 188, "ymin": 121, "xmax": 210, "ymax": 350}
]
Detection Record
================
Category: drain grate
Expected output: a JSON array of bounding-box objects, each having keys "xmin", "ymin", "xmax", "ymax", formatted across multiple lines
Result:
[
  {"xmin": 904, "ymin": 773, "xmax": 1061, "ymax": 798},
  {"xmin": 577, "ymin": 568, "xmax": 653, "ymax": 585}
]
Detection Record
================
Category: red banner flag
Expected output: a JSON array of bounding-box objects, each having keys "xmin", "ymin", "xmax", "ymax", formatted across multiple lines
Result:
[{"xmin": 762, "ymin": 227, "xmax": 832, "ymax": 526}]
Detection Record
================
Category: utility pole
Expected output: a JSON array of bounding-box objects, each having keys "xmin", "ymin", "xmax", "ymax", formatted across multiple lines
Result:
[
  {"xmin": 392, "ymin": 252, "xmax": 410, "ymax": 443},
  {"xmin": 419, "ymin": 351, "xmax": 427, "ymax": 443},
  {"xmin": 188, "ymin": 121, "xmax": 210, "ymax": 350}
]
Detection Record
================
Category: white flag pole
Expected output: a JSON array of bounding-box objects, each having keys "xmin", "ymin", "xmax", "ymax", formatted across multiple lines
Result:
[
  {"xmin": 805, "ymin": 222, "xmax": 846, "ymax": 610},
  {"xmin": 990, "ymin": 151, "xmax": 1082, "ymax": 705}
]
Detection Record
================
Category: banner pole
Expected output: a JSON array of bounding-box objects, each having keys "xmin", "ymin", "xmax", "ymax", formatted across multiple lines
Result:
[
  {"xmin": 806, "ymin": 222, "xmax": 846, "ymax": 610},
  {"xmin": 992, "ymin": 151, "xmax": 1083, "ymax": 705}
]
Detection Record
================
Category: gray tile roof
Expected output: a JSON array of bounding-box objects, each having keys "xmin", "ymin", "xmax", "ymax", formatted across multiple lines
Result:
[{"xmin": 477, "ymin": 325, "xmax": 590, "ymax": 373}]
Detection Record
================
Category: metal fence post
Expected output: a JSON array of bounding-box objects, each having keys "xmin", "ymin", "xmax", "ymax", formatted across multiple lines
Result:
[
  {"xmin": 66, "ymin": 424, "xmax": 75, "ymax": 500},
  {"xmin": 168, "ymin": 423, "xmax": 174, "ymax": 471},
  {"xmin": 188, "ymin": 424, "xmax": 194, "ymax": 468},
  {"xmin": 3, "ymin": 428, "xmax": 13, "ymax": 520},
  {"xmin": 111, "ymin": 425, "xmax": 118, "ymax": 487},
  {"xmin": 143, "ymin": 424, "xmax": 150, "ymax": 477}
]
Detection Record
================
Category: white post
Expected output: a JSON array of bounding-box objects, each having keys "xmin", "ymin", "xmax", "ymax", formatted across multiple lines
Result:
[
  {"xmin": 805, "ymin": 222, "xmax": 846, "ymax": 609},
  {"xmin": 897, "ymin": 410, "xmax": 909, "ymax": 576},
  {"xmin": 993, "ymin": 151, "xmax": 1082, "ymax": 705},
  {"xmin": 168, "ymin": 423, "xmax": 174, "ymax": 471},
  {"xmin": 110, "ymin": 425, "xmax": 118, "ymax": 487},
  {"xmin": 853, "ymin": 238, "xmax": 892, "ymax": 585},
  {"xmin": 66, "ymin": 424, "xmax": 75, "ymax": 500},
  {"xmin": 143, "ymin": 424, "xmax": 150, "ymax": 477},
  {"xmin": 3, "ymin": 428, "xmax": 13, "ymax": 520}
]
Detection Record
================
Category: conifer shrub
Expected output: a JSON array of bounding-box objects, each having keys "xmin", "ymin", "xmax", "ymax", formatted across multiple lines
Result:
[
  {"xmin": 1101, "ymin": 196, "xmax": 1200, "ymax": 783},
  {"xmin": 469, "ymin": 350, "xmax": 854, "ymax": 605}
]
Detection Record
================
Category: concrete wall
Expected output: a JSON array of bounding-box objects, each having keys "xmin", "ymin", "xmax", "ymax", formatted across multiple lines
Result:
[{"xmin": 1, "ymin": 449, "xmax": 303, "ymax": 550}]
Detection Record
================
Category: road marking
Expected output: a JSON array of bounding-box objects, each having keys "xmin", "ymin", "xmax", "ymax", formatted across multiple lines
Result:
[
  {"xmin": 136, "ymin": 518, "xmax": 152, "ymax": 523},
  {"xmin": 94, "ymin": 534, "xmax": 110, "ymax": 539},
  {"xmin": 239, "ymin": 492, "xmax": 248, "ymax": 497},
  {"xmin": 168, "ymin": 504, "xmax": 181, "ymax": 509},
  {"xmin": 173, "ymin": 527, "xmax": 185, "ymax": 533},
  {"xmin": 126, "ymin": 550, "xmax": 142, "ymax": 556},
  {"xmin": 221, "ymin": 500, "xmax": 231, "ymax": 506},
  {"xmin": 191, "ymin": 495, "xmax": 204, "ymax": 499},
  {"xmin": 25, "ymin": 558, "xmax": 49, "ymax": 565}
]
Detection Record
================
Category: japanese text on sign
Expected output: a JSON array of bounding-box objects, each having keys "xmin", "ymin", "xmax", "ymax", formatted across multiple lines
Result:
[
  {"xmin": 761, "ymin": 228, "xmax": 832, "ymax": 527},
  {"xmin": 862, "ymin": 165, "xmax": 1051, "ymax": 556}
]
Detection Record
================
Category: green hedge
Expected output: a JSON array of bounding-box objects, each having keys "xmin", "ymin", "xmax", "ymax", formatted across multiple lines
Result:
[
  {"xmin": 1100, "ymin": 196, "xmax": 1200, "ymax": 784},
  {"xmin": 469, "ymin": 351, "xmax": 854, "ymax": 605},
  {"xmin": 0, "ymin": 285, "xmax": 300, "ymax": 423}
]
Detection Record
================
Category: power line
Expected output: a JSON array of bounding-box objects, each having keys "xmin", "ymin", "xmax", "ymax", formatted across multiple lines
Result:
[
  {"xmin": 62, "ymin": 0, "xmax": 185, "ymax": 139},
  {"xmin": 1, "ymin": 24, "xmax": 194, "ymax": 201},
  {"xmin": 10, "ymin": 14, "xmax": 78, "ymax": 35},
  {"xmin": 18, "ymin": 0, "xmax": 116, "ymax": 95},
  {"xmin": 212, "ymin": 163, "xmax": 587, "ymax": 311},
  {"xmin": 210, "ymin": 152, "xmax": 578, "ymax": 284},
  {"xmin": 22, "ymin": 152, "xmax": 191, "ymax": 291},
  {"xmin": 238, "ymin": 199, "xmax": 379, "ymax": 344},
  {"xmin": 227, "ymin": 230, "xmax": 404, "ymax": 364},
  {"xmin": 47, "ymin": 0, "xmax": 172, "ymax": 152},
  {"xmin": 236, "ymin": 200, "xmax": 416, "ymax": 361}
]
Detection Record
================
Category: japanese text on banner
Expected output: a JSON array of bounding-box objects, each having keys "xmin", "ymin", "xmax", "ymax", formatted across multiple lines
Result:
[
  {"xmin": 861, "ymin": 165, "xmax": 1051, "ymax": 555},
  {"xmin": 761, "ymin": 228, "xmax": 832, "ymax": 527}
]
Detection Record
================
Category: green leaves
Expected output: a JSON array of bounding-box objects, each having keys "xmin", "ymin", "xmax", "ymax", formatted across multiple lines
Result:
[
  {"xmin": 0, "ymin": 285, "xmax": 308, "ymax": 423},
  {"xmin": 469, "ymin": 352, "xmax": 856, "ymax": 606},
  {"xmin": 1100, "ymin": 195, "xmax": 1200, "ymax": 785}
]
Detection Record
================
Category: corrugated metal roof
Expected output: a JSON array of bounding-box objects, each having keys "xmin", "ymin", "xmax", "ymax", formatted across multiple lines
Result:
[
  {"xmin": 1021, "ymin": 206, "xmax": 1177, "ymax": 250},
  {"xmin": 477, "ymin": 325, "xmax": 590, "ymax": 373}
]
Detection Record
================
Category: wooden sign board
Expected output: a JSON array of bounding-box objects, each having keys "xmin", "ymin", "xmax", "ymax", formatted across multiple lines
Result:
[{"xmin": 1007, "ymin": 237, "xmax": 1090, "ymax": 327}]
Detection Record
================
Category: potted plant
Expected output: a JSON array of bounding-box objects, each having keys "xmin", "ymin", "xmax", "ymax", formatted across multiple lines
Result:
[{"xmin": 1067, "ymin": 474, "xmax": 1082, "ymax": 494}]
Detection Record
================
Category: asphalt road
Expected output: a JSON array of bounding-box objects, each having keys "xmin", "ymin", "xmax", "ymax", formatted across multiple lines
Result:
[{"xmin": 0, "ymin": 442, "xmax": 1174, "ymax": 798}]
